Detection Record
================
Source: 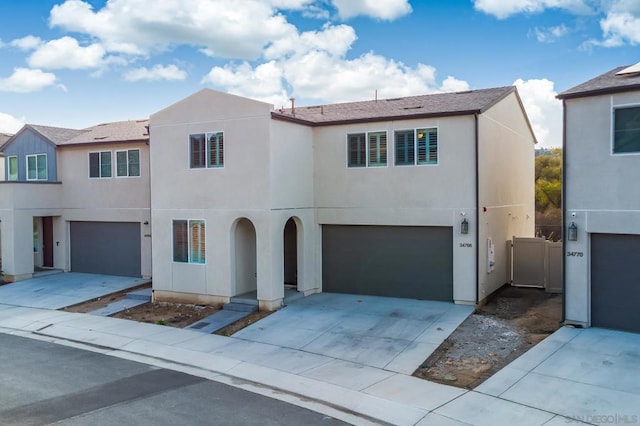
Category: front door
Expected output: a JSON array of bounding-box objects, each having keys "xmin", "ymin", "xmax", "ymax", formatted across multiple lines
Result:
[{"xmin": 42, "ymin": 217, "xmax": 54, "ymax": 268}]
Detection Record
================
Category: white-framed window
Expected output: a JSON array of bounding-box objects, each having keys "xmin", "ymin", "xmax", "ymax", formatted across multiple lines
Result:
[
  {"xmin": 26, "ymin": 153, "xmax": 47, "ymax": 181},
  {"xmin": 116, "ymin": 149, "xmax": 140, "ymax": 177},
  {"xmin": 190, "ymin": 131, "xmax": 224, "ymax": 168},
  {"xmin": 613, "ymin": 106, "xmax": 640, "ymax": 154},
  {"xmin": 8, "ymin": 155, "xmax": 18, "ymax": 181},
  {"xmin": 173, "ymin": 219, "xmax": 206, "ymax": 264},
  {"xmin": 89, "ymin": 151, "xmax": 112, "ymax": 178},
  {"xmin": 395, "ymin": 128, "xmax": 438, "ymax": 166},
  {"xmin": 347, "ymin": 131, "xmax": 387, "ymax": 167}
]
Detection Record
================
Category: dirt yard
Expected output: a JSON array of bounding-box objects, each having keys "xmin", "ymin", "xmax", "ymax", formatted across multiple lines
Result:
[
  {"xmin": 413, "ymin": 285, "xmax": 562, "ymax": 389},
  {"xmin": 62, "ymin": 284, "xmax": 271, "ymax": 332}
]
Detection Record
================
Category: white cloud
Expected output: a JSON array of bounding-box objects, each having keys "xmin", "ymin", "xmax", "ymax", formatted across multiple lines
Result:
[
  {"xmin": 472, "ymin": 0, "xmax": 594, "ymax": 19},
  {"xmin": 514, "ymin": 78, "xmax": 562, "ymax": 147},
  {"xmin": 0, "ymin": 112, "xmax": 25, "ymax": 134},
  {"xmin": 10, "ymin": 35, "xmax": 43, "ymax": 50},
  {"xmin": 49, "ymin": 0, "xmax": 298, "ymax": 59},
  {"xmin": 0, "ymin": 68, "xmax": 58, "ymax": 93},
  {"xmin": 124, "ymin": 64, "xmax": 188, "ymax": 82},
  {"xmin": 28, "ymin": 36, "xmax": 106, "ymax": 70},
  {"xmin": 264, "ymin": 23, "xmax": 357, "ymax": 59},
  {"xmin": 598, "ymin": 0, "xmax": 640, "ymax": 47},
  {"xmin": 533, "ymin": 24, "xmax": 569, "ymax": 42},
  {"xmin": 332, "ymin": 0, "xmax": 412, "ymax": 20}
]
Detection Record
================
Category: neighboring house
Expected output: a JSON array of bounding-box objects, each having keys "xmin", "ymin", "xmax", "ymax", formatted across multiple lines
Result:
[
  {"xmin": 0, "ymin": 120, "xmax": 151, "ymax": 281},
  {"xmin": 150, "ymin": 87, "xmax": 536, "ymax": 310},
  {"xmin": 558, "ymin": 63, "xmax": 640, "ymax": 333}
]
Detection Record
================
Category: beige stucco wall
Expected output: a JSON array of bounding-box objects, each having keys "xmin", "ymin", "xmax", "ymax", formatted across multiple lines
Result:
[
  {"xmin": 313, "ymin": 115, "xmax": 478, "ymax": 304},
  {"xmin": 477, "ymin": 91, "xmax": 536, "ymax": 301},
  {"xmin": 150, "ymin": 90, "xmax": 294, "ymax": 308},
  {"xmin": 564, "ymin": 91, "xmax": 640, "ymax": 326}
]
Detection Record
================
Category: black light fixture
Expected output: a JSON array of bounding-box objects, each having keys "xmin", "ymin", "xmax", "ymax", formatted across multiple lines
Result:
[
  {"xmin": 144, "ymin": 221, "xmax": 149, "ymax": 225},
  {"xmin": 461, "ymin": 218, "xmax": 469, "ymax": 234},
  {"xmin": 568, "ymin": 222, "xmax": 578, "ymax": 241}
]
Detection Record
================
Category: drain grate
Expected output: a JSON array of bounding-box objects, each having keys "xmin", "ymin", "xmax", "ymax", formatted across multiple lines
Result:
[{"xmin": 190, "ymin": 322, "xmax": 210, "ymax": 330}]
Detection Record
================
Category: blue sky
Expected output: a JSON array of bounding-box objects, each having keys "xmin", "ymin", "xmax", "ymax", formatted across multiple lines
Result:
[{"xmin": 0, "ymin": 0, "xmax": 639, "ymax": 147}]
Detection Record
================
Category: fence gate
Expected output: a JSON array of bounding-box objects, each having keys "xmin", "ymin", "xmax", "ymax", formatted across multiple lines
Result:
[{"xmin": 508, "ymin": 237, "xmax": 563, "ymax": 293}]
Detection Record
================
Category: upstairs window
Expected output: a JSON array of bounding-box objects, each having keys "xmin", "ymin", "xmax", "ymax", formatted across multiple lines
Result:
[
  {"xmin": 173, "ymin": 220, "xmax": 206, "ymax": 264},
  {"xmin": 395, "ymin": 128, "xmax": 438, "ymax": 166},
  {"xmin": 8, "ymin": 156, "xmax": 17, "ymax": 181},
  {"xmin": 347, "ymin": 131, "xmax": 387, "ymax": 168},
  {"xmin": 26, "ymin": 154, "xmax": 47, "ymax": 181},
  {"xmin": 89, "ymin": 151, "xmax": 112, "ymax": 178},
  {"xmin": 116, "ymin": 149, "xmax": 140, "ymax": 177},
  {"xmin": 190, "ymin": 132, "xmax": 224, "ymax": 168},
  {"xmin": 614, "ymin": 106, "xmax": 640, "ymax": 154}
]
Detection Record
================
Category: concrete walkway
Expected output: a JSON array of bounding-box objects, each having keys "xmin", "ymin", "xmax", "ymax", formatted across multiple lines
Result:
[
  {"xmin": 0, "ymin": 273, "xmax": 150, "ymax": 309},
  {"xmin": 0, "ymin": 293, "xmax": 638, "ymax": 425}
]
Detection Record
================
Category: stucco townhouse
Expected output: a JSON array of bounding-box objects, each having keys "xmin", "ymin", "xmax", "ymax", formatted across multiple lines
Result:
[
  {"xmin": 149, "ymin": 86, "xmax": 536, "ymax": 310},
  {"xmin": 558, "ymin": 62, "xmax": 640, "ymax": 333},
  {"xmin": 0, "ymin": 120, "xmax": 151, "ymax": 282}
]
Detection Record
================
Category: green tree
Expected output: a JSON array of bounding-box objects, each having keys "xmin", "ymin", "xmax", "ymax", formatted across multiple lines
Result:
[{"xmin": 535, "ymin": 148, "xmax": 562, "ymax": 213}]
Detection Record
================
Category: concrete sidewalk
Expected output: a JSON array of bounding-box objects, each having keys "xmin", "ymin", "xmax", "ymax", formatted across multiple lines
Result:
[{"xmin": 2, "ymin": 300, "xmax": 635, "ymax": 425}]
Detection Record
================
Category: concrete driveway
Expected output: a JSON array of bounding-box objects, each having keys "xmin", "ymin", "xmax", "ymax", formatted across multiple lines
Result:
[
  {"xmin": 0, "ymin": 272, "xmax": 150, "ymax": 309},
  {"xmin": 476, "ymin": 326, "xmax": 640, "ymax": 424},
  {"xmin": 233, "ymin": 292, "xmax": 474, "ymax": 374}
]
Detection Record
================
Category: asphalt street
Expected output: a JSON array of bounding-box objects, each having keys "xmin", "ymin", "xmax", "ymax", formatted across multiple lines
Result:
[{"xmin": 0, "ymin": 334, "xmax": 348, "ymax": 425}]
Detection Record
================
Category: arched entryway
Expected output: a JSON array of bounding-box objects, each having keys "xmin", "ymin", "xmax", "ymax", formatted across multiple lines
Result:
[
  {"xmin": 283, "ymin": 217, "xmax": 299, "ymax": 291},
  {"xmin": 233, "ymin": 218, "xmax": 257, "ymax": 297}
]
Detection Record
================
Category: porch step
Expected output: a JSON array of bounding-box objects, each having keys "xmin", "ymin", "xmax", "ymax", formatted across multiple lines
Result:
[
  {"xmin": 186, "ymin": 310, "xmax": 251, "ymax": 334},
  {"xmin": 223, "ymin": 302, "xmax": 258, "ymax": 313},
  {"xmin": 126, "ymin": 288, "xmax": 152, "ymax": 300}
]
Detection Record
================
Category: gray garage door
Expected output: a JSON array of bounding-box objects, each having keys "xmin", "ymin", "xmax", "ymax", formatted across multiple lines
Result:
[
  {"xmin": 591, "ymin": 233, "xmax": 640, "ymax": 333},
  {"xmin": 322, "ymin": 225, "xmax": 453, "ymax": 301},
  {"xmin": 70, "ymin": 222, "xmax": 141, "ymax": 277}
]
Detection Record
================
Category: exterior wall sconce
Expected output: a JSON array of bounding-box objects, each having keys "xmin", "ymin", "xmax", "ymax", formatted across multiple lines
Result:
[
  {"xmin": 568, "ymin": 222, "xmax": 578, "ymax": 241},
  {"xmin": 144, "ymin": 221, "xmax": 149, "ymax": 225},
  {"xmin": 461, "ymin": 218, "xmax": 469, "ymax": 234}
]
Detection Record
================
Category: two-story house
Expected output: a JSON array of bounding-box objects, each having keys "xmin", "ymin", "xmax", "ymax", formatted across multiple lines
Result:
[
  {"xmin": 0, "ymin": 120, "xmax": 151, "ymax": 282},
  {"xmin": 150, "ymin": 87, "xmax": 536, "ymax": 310},
  {"xmin": 558, "ymin": 63, "xmax": 640, "ymax": 333}
]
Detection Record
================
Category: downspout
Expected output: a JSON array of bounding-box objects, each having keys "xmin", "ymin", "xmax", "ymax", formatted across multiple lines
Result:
[
  {"xmin": 561, "ymin": 101, "xmax": 567, "ymax": 323},
  {"xmin": 475, "ymin": 114, "xmax": 480, "ymax": 304}
]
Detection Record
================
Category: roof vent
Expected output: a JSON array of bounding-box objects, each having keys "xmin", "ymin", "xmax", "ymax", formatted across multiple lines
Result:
[
  {"xmin": 403, "ymin": 106, "xmax": 423, "ymax": 110},
  {"xmin": 616, "ymin": 62, "xmax": 640, "ymax": 76},
  {"xmin": 94, "ymin": 136, "xmax": 108, "ymax": 140}
]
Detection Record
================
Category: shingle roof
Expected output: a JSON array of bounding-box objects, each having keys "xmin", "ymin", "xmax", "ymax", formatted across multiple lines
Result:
[
  {"xmin": 60, "ymin": 119, "xmax": 149, "ymax": 145},
  {"xmin": 0, "ymin": 133, "xmax": 12, "ymax": 146},
  {"xmin": 271, "ymin": 86, "xmax": 515, "ymax": 126},
  {"xmin": 29, "ymin": 125, "xmax": 86, "ymax": 144},
  {"xmin": 557, "ymin": 65, "xmax": 640, "ymax": 99}
]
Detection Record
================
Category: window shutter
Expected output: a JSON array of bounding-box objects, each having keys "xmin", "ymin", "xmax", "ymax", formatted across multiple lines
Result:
[
  {"xmin": 172, "ymin": 220, "xmax": 188, "ymax": 262},
  {"xmin": 100, "ymin": 152, "xmax": 111, "ymax": 178},
  {"xmin": 116, "ymin": 151, "xmax": 127, "ymax": 176},
  {"xmin": 395, "ymin": 130, "xmax": 415, "ymax": 165},
  {"xmin": 208, "ymin": 132, "xmax": 223, "ymax": 167},
  {"xmin": 417, "ymin": 128, "xmax": 437, "ymax": 165},
  {"xmin": 89, "ymin": 153, "xmax": 100, "ymax": 178},
  {"xmin": 189, "ymin": 220, "xmax": 206, "ymax": 264},
  {"xmin": 368, "ymin": 131, "xmax": 387, "ymax": 166},
  {"xmin": 128, "ymin": 149, "xmax": 140, "ymax": 176},
  {"xmin": 347, "ymin": 133, "xmax": 366, "ymax": 167},
  {"xmin": 190, "ymin": 134, "xmax": 206, "ymax": 168}
]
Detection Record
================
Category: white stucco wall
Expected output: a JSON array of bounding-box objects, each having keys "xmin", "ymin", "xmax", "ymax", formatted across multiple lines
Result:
[
  {"xmin": 564, "ymin": 91, "xmax": 640, "ymax": 326},
  {"xmin": 312, "ymin": 116, "xmax": 478, "ymax": 304},
  {"xmin": 478, "ymin": 91, "xmax": 536, "ymax": 301}
]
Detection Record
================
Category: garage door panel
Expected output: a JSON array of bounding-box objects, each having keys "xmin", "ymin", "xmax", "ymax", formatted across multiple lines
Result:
[
  {"xmin": 322, "ymin": 225, "xmax": 453, "ymax": 301},
  {"xmin": 591, "ymin": 233, "xmax": 640, "ymax": 333},
  {"xmin": 70, "ymin": 222, "xmax": 141, "ymax": 277}
]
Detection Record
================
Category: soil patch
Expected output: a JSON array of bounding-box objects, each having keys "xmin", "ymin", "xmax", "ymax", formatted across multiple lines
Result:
[
  {"xmin": 112, "ymin": 302, "xmax": 220, "ymax": 328},
  {"xmin": 62, "ymin": 284, "xmax": 272, "ymax": 332},
  {"xmin": 414, "ymin": 285, "xmax": 561, "ymax": 389}
]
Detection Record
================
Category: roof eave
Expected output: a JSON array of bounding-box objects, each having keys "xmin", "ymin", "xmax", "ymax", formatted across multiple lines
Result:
[
  {"xmin": 557, "ymin": 83, "xmax": 640, "ymax": 100},
  {"xmin": 57, "ymin": 138, "xmax": 149, "ymax": 148},
  {"xmin": 271, "ymin": 110, "xmax": 483, "ymax": 127}
]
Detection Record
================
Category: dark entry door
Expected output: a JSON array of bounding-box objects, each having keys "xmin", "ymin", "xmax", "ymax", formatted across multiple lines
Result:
[{"xmin": 42, "ymin": 217, "xmax": 54, "ymax": 268}]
